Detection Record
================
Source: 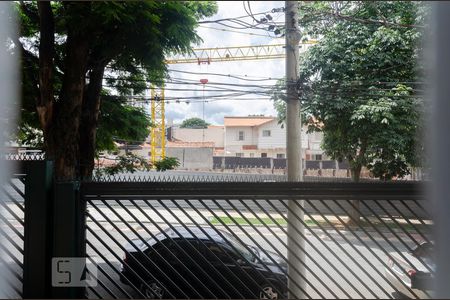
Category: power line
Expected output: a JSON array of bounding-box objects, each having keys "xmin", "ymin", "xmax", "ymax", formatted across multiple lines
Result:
[
  {"xmin": 198, "ymin": 25, "xmax": 279, "ymax": 38},
  {"xmin": 197, "ymin": 6, "xmax": 284, "ymax": 36},
  {"xmin": 104, "ymin": 84, "xmax": 279, "ymax": 95},
  {"xmin": 198, "ymin": 8, "xmax": 282, "ymax": 25},
  {"xmin": 167, "ymin": 69, "xmax": 283, "ymax": 81},
  {"xmin": 103, "ymin": 75, "xmax": 283, "ymax": 88},
  {"xmin": 243, "ymin": 1, "xmax": 260, "ymax": 24}
]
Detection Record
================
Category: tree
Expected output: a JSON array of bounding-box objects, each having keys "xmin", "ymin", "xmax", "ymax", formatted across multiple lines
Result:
[
  {"xmin": 272, "ymin": 1, "xmax": 426, "ymax": 182},
  {"xmin": 95, "ymin": 94, "xmax": 151, "ymax": 153},
  {"xmin": 272, "ymin": 1, "xmax": 427, "ymax": 224},
  {"xmin": 180, "ymin": 117, "xmax": 210, "ymax": 129},
  {"xmin": 13, "ymin": 1, "xmax": 217, "ymax": 179}
]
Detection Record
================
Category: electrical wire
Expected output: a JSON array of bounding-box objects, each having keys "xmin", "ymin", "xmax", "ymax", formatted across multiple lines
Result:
[
  {"xmin": 198, "ymin": 9, "xmax": 274, "ymax": 25},
  {"xmin": 103, "ymin": 75, "xmax": 284, "ymax": 88},
  {"xmin": 103, "ymin": 74, "xmax": 424, "ymax": 90},
  {"xmin": 198, "ymin": 25, "xmax": 280, "ymax": 38},
  {"xmin": 104, "ymin": 83, "xmax": 279, "ymax": 95},
  {"xmin": 197, "ymin": 6, "xmax": 284, "ymax": 37},
  {"xmin": 166, "ymin": 69, "xmax": 283, "ymax": 82},
  {"xmin": 114, "ymin": 88, "xmax": 422, "ymax": 102},
  {"xmin": 243, "ymin": 1, "xmax": 260, "ymax": 24}
]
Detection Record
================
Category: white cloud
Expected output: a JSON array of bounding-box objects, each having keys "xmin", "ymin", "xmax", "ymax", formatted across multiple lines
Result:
[{"xmin": 164, "ymin": 1, "xmax": 285, "ymax": 125}]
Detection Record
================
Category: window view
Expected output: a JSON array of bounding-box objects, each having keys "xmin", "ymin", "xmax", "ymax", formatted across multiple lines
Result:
[{"xmin": 2, "ymin": 1, "xmax": 443, "ymax": 300}]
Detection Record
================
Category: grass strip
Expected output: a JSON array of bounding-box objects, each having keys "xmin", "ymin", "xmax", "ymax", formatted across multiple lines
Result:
[{"xmin": 210, "ymin": 216, "xmax": 319, "ymax": 226}]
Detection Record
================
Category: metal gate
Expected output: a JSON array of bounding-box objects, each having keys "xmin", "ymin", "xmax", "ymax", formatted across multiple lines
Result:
[
  {"xmin": 81, "ymin": 180, "xmax": 432, "ymax": 299},
  {"xmin": 0, "ymin": 174, "xmax": 26, "ymax": 298}
]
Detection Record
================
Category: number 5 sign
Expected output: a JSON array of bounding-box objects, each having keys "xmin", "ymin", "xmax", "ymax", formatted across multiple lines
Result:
[{"xmin": 52, "ymin": 257, "xmax": 98, "ymax": 287}]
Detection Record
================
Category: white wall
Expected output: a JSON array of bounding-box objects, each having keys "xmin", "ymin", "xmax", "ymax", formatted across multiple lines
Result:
[
  {"xmin": 225, "ymin": 126, "xmax": 258, "ymax": 148},
  {"xmin": 224, "ymin": 121, "xmax": 323, "ymax": 158},
  {"xmin": 166, "ymin": 147, "xmax": 213, "ymax": 170},
  {"xmin": 172, "ymin": 126, "xmax": 224, "ymax": 147},
  {"xmin": 257, "ymin": 120, "xmax": 286, "ymax": 149}
]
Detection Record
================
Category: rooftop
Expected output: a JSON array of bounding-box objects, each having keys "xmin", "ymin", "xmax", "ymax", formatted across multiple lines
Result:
[
  {"xmin": 166, "ymin": 141, "xmax": 215, "ymax": 148},
  {"xmin": 224, "ymin": 116, "xmax": 276, "ymax": 127}
]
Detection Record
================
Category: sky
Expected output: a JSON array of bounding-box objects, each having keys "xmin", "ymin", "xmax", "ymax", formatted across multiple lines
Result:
[{"xmin": 164, "ymin": 1, "xmax": 286, "ymax": 125}]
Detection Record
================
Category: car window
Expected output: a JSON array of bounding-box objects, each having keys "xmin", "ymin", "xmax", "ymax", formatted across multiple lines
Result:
[
  {"xmin": 221, "ymin": 232, "xmax": 255, "ymax": 262},
  {"xmin": 202, "ymin": 241, "xmax": 237, "ymax": 264}
]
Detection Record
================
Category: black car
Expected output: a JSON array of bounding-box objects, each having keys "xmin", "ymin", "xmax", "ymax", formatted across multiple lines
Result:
[{"xmin": 120, "ymin": 226, "xmax": 288, "ymax": 299}]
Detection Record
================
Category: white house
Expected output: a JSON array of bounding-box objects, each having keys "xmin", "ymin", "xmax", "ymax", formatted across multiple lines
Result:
[
  {"xmin": 166, "ymin": 116, "xmax": 326, "ymax": 160},
  {"xmin": 223, "ymin": 116, "xmax": 326, "ymax": 159},
  {"xmin": 224, "ymin": 116, "xmax": 326, "ymax": 160}
]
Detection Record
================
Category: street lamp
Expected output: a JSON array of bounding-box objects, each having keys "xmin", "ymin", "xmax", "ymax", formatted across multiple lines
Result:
[{"xmin": 200, "ymin": 78, "xmax": 208, "ymax": 143}]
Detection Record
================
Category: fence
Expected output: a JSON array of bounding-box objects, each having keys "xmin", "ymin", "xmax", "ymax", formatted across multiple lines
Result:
[
  {"xmin": 0, "ymin": 174, "xmax": 26, "ymax": 298},
  {"xmin": 81, "ymin": 181, "xmax": 432, "ymax": 299},
  {"xmin": 0, "ymin": 154, "xmax": 46, "ymax": 298},
  {"xmin": 1, "ymin": 156, "xmax": 432, "ymax": 299},
  {"xmin": 212, "ymin": 157, "xmax": 350, "ymax": 171}
]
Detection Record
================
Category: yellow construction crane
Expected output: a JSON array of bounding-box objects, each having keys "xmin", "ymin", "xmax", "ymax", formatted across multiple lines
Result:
[
  {"xmin": 165, "ymin": 41, "xmax": 317, "ymax": 65},
  {"xmin": 150, "ymin": 86, "xmax": 165, "ymax": 165},
  {"xmin": 150, "ymin": 41, "xmax": 318, "ymax": 164}
]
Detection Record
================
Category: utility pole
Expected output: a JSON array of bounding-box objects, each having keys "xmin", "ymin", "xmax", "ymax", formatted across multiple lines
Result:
[
  {"xmin": 200, "ymin": 79, "xmax": 208, "ymax": 143},
  {"xmin": 285, "ymin": 1, "xmax": 305, "ymax": 299}
]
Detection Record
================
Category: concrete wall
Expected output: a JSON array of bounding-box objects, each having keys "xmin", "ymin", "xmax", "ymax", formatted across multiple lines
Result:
[
  {"xmin": 166, "ymin": 147, "xmax": 213, "ymax": 170},
  {"xmin": 172, "ymin": 126, "xmax": 224, "ymax": 147}
]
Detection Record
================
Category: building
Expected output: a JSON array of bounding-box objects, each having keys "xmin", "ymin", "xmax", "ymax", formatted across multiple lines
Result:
[
  {"xmin": 223, "ymin": 116, "xmax": 326, "ymax": 160},
  {"xmin": 166, "ymin": 115, "xmax": 326, "ymax": 160},
  {"xmin": 170, "ymin": 125, "xmax": 224, "ymax": 153}
]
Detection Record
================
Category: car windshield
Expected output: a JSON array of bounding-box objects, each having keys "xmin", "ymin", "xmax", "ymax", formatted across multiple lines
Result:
[{"xmin": 222, "ymin": 232, "xmax": 256, "ymax": 262}]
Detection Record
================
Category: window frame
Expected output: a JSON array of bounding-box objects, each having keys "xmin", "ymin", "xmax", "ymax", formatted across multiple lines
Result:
[
  {"xmin": 262, "ymin": 130, "xmax": 271, "ymax": 137},
  {"xmin": 238, "ymin": 131, "xmax": 245, "ymax": 141}
]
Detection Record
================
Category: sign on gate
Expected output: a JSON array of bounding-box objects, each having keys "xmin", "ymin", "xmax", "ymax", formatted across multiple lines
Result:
[{"xmin": 52, "ymin": 257, "xmax": 98, "ymax": 287}]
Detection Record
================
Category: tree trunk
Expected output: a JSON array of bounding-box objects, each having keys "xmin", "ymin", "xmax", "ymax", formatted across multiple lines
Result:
[
  {"xmin": 347, "ymin": 164, "xmax": 362, "ymax": 226},
  {"xmin": 52, "ymin": 28, "xmax": 89, "ymax": 179},
  {"xmin": 79, "ymin": 64, "xmax": 106, "ymax": 178},
  {"xmin": 36, "ymin": 2, "xmax": 55, "ymax": 156}
]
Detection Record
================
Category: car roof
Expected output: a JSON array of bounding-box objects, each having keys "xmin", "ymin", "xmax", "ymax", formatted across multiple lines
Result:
[
  {"xmin": 124, "ymin": 226, "xmax": 232, "ymax": 252},
  {"xmin": 164, "ymin": 226, "xmax": 228, "ymax": 243}
]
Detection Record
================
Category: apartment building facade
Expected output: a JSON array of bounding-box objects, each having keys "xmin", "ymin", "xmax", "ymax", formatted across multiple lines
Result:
[{"xmin": 168, "ymin": 115, "xmax": 326, "ymax": 160}]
